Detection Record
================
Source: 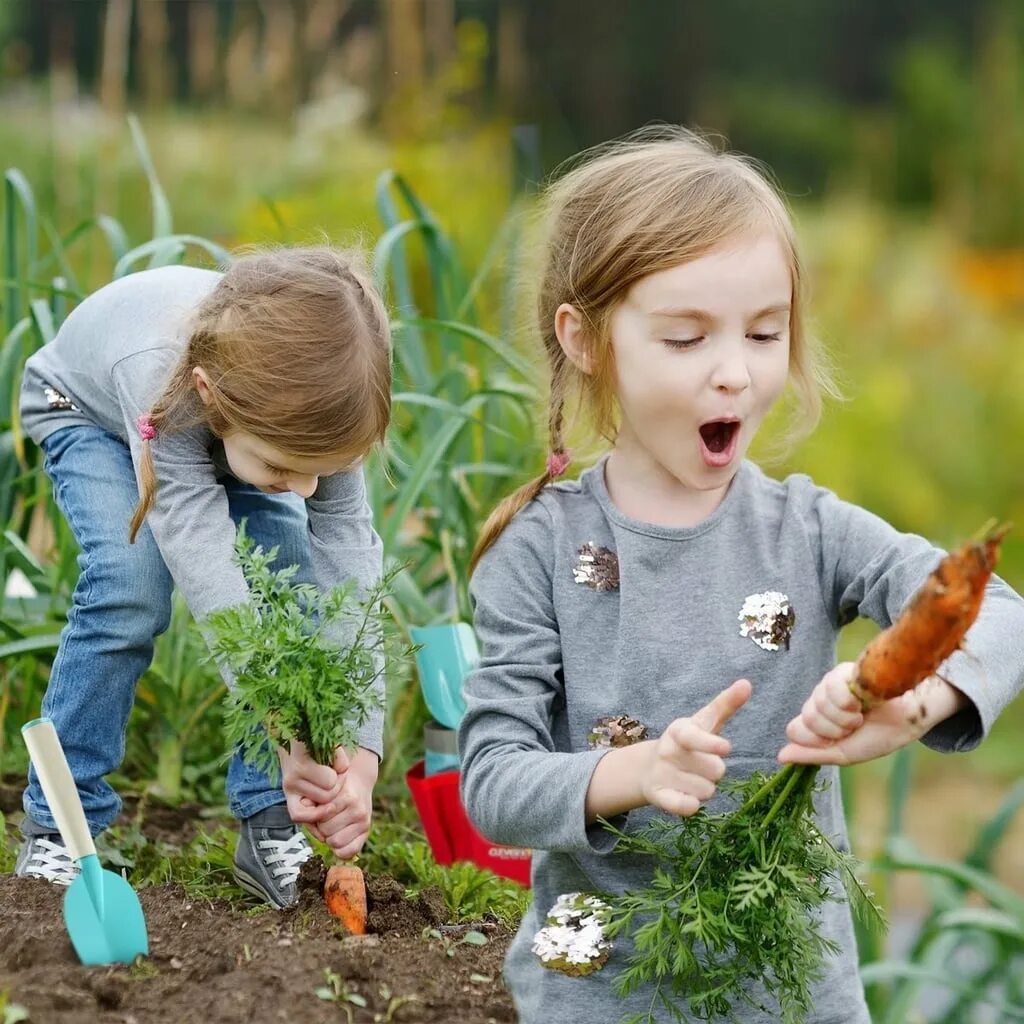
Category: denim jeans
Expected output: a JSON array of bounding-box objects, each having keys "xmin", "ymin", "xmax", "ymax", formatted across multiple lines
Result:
[{"xmin": 22, "ymin": 424, "xmax": 314, "ymax": 835}]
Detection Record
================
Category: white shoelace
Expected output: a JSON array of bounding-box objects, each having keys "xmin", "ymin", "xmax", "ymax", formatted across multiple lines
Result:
[
  {"xmin": 257, "ymin": 832, "xmax": 312, "ymax": 886},
  {"xmin": 25, "ymin": 838, "xmax": 79, "ymax": 887}
]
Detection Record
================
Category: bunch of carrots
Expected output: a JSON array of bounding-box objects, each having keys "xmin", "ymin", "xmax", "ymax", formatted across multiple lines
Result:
[{"xmin": 605, "ymin": 521, "xmax": 1011, "ymax": 1024}]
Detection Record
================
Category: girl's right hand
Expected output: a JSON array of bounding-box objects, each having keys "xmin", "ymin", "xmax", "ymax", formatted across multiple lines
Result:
[
  {"xmin": 640, "ymin": 678, "xmax": 752, "ymax": 817},
  {"xmin": 277, "ymin": 740, "xmax": 344, "ymax": 826}
]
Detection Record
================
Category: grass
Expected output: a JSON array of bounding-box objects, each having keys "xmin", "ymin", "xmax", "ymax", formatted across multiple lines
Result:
[
  {"xmin": 0, "ymin": 812, "xmax": 15, "ymax": 873},
  {"xmin": 358, "ymin": 812, "xmax": 530, "ymax": 927}
]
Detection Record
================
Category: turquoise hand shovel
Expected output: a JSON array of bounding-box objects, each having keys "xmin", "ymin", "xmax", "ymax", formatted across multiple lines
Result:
[
  {"xmin": 22, "ymin": 718, "xmax": 149, "ymax": 966},
  {"xmin": 409, "ymin": 623, "xmax": 479, "ymax": 729}
]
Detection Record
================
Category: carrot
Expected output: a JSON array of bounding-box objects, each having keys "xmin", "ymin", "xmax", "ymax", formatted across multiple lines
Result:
[
  {"xmin": 850, "ymin": 521, "xmax": 1011, "ymax": 707},
  {"xmin": 324, "ymin": 864, "xmax": 368, "ymax": 935}
]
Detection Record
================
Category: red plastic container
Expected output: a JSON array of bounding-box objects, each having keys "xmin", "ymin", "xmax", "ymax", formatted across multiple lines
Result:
[{"xmin": 405, "ymin": 760, "xmax": 532, "ymax": 887}]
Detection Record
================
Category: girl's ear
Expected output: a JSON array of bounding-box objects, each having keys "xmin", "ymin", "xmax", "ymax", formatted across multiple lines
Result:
[
  {"xmin": 555, "ymin": 302, "xmax": 593, "ymax": 374},
  {"xmin": 192, "ymin": 366, "xmax": 213, "ymax": 405}
]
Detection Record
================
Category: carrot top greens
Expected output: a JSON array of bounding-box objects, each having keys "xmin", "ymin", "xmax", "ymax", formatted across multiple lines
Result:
[
  {"xmin": 602, "ymin": 765, "xmax": 884, "ymax": 1024},
  {"xmin": 205, "ymin": 527, "xmax": 399, "ymax": 778}
]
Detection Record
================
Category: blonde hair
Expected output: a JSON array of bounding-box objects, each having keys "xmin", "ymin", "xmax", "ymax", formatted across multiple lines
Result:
[
  {"xmin": 472, "ymin": 125, "xmax": 840, "ymax": 571},
  {"xmin": 129, "ymin": 245, "xmax": 391, "ymax": 543}
]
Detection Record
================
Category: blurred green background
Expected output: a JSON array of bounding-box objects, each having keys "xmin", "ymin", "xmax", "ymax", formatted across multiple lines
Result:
[{"xmin": 2, "ymin": 3, "xmax": 1024, "ymax": 1004}]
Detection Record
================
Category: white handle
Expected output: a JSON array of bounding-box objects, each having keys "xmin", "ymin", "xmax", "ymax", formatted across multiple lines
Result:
[{"xmin": 22, "ymin": 718, "xmax": 95, "ymax": 862}]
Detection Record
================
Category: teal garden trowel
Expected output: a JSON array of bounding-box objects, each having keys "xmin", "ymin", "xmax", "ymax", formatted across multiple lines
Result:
[
  {"xmin": 409, "ymin": 623, "xmax": 479, "ymax": 729},
  {"xmin": 22, "ymin": 717, "xmax": 149, "ymax": 966}
]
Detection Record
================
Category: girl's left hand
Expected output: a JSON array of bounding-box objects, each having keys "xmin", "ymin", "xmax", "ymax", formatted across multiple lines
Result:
[
  {"xmin": 307, "ymin": 746, "xmax": 379, "ymax": 859},
  {"xmin": 278, "ymin": 740, "xmax": 344, "ymax": 825},
  {"xmin": 777, "ymin": 661, "xmax": 959, "ymax": 766}
]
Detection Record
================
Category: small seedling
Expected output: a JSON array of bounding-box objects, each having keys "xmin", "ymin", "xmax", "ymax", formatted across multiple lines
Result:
[
  {"xmin": 0, "ymin": 989, "xmax": 30, "ymax": 1024},
  {"xmin": 421, "ymin": 926, "xmax": 489, "ymax": 958},
  {"xmin": 373, "ymin": 984, "xmax": 418, "ymax": 1023},
  {"xmin": 315, "ymin": 968, "xmax": 367, "ymax": 1023}
]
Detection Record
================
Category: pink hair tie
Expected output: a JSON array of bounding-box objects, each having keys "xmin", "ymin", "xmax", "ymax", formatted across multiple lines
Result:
[
  {"xmin": 137, "ymin": 414, "xmax": 157, "ymax": 441},
  {"xmin": 545, "ymin": 448, "xmax": 571, "ymax": 479}
]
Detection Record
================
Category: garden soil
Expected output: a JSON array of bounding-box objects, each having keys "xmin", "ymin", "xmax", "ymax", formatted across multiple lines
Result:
[{"xmin": 0, "ymin": 783, "xmax": 516, "ymax": 1024}]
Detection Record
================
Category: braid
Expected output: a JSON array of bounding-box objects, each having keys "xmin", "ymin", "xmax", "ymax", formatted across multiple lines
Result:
[{"xmin": 470, "ymin": 345, "xmax": 571, "ymax": 574}]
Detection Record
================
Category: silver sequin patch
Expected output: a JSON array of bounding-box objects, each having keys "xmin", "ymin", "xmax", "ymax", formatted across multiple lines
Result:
[
  {"xmin": 532, "ymin": 893, "xmax": 612, "ymax": 976},
  {"xmin": 572, "ymin": 542, "xmax": 620, "ymax": 592},
  {"xmin": 44, "ymin": 386, "xmax": 79, "ymax": 412},
  {"xmin": 739, "ymin": 590, "xmax": 796, "ymax": 651},
  {"xmin": 587, "ymin": 715, "xmax": 648, "ymax": 749}
]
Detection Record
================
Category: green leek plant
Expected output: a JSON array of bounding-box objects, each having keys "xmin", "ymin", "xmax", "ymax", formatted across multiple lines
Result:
[{"xmin": 133, "ymin": 594, "xmax": 226, "ymax": 802}]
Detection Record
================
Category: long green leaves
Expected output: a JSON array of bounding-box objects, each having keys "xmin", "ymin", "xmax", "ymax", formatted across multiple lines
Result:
[{"xmin": 856, "ymin": 746, "xmax": 1024, "ymax": 1023}]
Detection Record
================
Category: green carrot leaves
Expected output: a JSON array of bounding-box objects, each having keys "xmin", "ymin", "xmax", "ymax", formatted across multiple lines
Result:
[
  {"xmin": 604, "ymin": 765, "xmax": 885, "ymax": 1024},
  {"xmin": 205, "ymin": 526, "xmax": 406, "ymax": 779}
]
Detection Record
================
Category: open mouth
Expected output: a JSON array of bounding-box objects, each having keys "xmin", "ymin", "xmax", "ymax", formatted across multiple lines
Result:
[{"xmin": 699, "ymin": 419, "xmax": 740, "ymax": 454}]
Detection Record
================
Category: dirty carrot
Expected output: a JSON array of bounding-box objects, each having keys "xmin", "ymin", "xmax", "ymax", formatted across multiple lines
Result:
[
  {"xmin": 851, "ymin": 520, "xmax": 1011, "ymax": 707},
  {"xmin": 324, "ymin": 864, "xmax": 368, "ymax": 935}
]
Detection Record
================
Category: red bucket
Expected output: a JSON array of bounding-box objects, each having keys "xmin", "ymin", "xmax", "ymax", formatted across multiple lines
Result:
[{"xmin": 405, "ymin": 760, "xmax": 532, "ymax": 887}]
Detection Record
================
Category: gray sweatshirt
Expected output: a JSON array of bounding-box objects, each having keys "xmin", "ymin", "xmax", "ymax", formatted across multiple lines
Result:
[
  {"xmin": 459, "ymin": 455, "xmax": 1024, "ymax": 1023},
  {"xmin": 20, "ymin": 265, "xmax": 385, "ymax": 756}
]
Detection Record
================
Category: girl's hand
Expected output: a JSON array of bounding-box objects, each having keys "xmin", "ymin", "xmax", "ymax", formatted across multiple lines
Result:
[
  {"xmin": 277, "ymin": 740, "xmax": 344, "ymax": 825},
  {"xmin": 777, "ymin": 662, "xmax": 969, "ymax": 766},
  {"xmin": 309, "ymin": 746, "xmax": 379, "ymax": 859},
  {"xmin": 640, "ymin": 679, "xmax": 752, "ymax": 817}
]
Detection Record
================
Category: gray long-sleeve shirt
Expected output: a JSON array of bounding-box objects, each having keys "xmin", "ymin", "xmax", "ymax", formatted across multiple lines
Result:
[
  {"xmin": 20, "ymin": 265, "xmax": 385, "ymax": 756},
  {"xmin": 459, "ymin": 455, "xmax": 1024, "ymax": 1023}
]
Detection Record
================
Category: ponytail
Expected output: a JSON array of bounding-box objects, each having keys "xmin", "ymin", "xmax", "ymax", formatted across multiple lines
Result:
[
  {"xmin": 129, "ymin": 447, "xmax": 156, "ymax": 543},
  {"xmin": 128, "ymin": 410, "xmax": 170, "ymax": 543}
]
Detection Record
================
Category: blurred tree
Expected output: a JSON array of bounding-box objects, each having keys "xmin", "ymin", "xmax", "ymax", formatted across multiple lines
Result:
[
  {"xmin": 259, "ymin": 0, "xmax": 298, "ymax": 115},
  {"xmin": 98, "ymin": 0, "xmax": 130, "ymax": 116},
  {"xmin": 187, "ymin": 0, "xmax": 220, "ymax": 102},
  {"xmin": 383, "ymin": 0, "xmax": 426, "ymax": 104},
  {"xmin": 136, "ymin": 0, "xmax": 171, "ymax": 108}
]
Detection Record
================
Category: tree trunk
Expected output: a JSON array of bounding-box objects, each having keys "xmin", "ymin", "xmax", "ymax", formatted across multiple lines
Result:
[
  {"xmin": 47, "ymin": 0, "xmax": 78, "ymax": 222},
  {"xmin": 298, "ymin": 0, "xmax": 351, "ymax": 104},
  {"xmin": 259, "ymin": 0, "xmax": 298, "ymax": 115},
  {"xmin": 383, "ymin": 0, "xmax": 425, "ymax": 102},
  {"xmin": 188, "ymin": 0, "xmax": 220, "ymax": 102},
  {"xmin": 424, "ymin": 0, "xmax": 455, "ymax": 77},
  {"xmin": 496, "ymin": 1, "xmax": 528, "ymax": 118},
  {"xmin": 99, "ymin": 0, "xmax": 133, "ymax": 116},
  {"xmin": 225, "ymin": 1, "xmax": 262, "ymax": 108},
  {"xmin": 137, "ymin": 0, "xmax": 172, "ymax": 107}
]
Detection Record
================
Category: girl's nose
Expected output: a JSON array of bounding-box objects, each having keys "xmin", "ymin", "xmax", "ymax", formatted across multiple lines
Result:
[
  {"xmin": 711, "ymin": 342, "xmax": 752, "ymax": 393},
  {"xmin": 287, "ymin": 475, "xmax": 319, "ymax": 498}
]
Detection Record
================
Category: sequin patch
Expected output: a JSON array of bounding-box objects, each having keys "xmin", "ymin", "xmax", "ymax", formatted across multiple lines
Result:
[
  {"xmin": 573, "ymin": 542, "xmax": 620, "ymax": 592},
  {"xmin": 739, "ymin": 590, "xmax": 796, "ymax": 651},
  {"xmin": 43, "ymin": 386, "xmax": 79, "ymax": 412},
  {"xmin": 532, "ymin": 892, "xmax": 612, "ymax": 976},
  {"xmin": 588, "ymin": 715, "xmax": 648, "ymax": 749}
]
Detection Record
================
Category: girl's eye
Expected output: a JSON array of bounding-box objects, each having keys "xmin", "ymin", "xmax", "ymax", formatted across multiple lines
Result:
[
  {"xmin": 263, "ymin": 462, "xmax": 287, "ymax": 476},
  {"xmin": 663, "ymin": 337, "xmax": 703, "ymax": 350},
  {"xmin": 750, "ymin": 333, "xmax": 781, "ymax": 343}
]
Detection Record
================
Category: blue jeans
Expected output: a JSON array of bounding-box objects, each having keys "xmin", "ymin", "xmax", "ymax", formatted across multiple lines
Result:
[{"xmin": 23, "ymin": 424, "xmax": 315, "ymax": 835}]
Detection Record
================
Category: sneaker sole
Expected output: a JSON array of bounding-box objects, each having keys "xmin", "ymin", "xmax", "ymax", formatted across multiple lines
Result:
[
  {"xmin": 232, "ymin": 865, "xmax": 291, "ymax": 910},
  {"xmin": 15, "ymin": 869, "xmax": 77, "ymax": 887}
]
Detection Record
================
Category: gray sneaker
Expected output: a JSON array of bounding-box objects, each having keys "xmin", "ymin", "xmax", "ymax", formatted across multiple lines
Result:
[
  {"xmin": 233, "ymin": 803, "xmax": 313, "ymax": 909},
  {"xmin": 15, "ymin": 833, "xmax": 80, "ymax": 886}
]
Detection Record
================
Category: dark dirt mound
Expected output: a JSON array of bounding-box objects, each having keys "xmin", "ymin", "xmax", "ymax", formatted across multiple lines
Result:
[{"xmin": 0, "ymin": 870, "xmax": 516, "ymax": 1023}]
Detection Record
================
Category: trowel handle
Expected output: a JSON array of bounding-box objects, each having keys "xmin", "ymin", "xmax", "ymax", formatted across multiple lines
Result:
[{"xmin": 22, "ymin": 717, "xmax": 96, "ymax": 862}]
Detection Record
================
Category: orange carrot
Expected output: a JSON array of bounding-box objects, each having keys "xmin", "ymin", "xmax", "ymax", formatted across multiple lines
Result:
[
  {"xmin": 850, "ymin": 521, "xmax": 1011, "ymax": 707},
  {"xmin": 324, "ymin": 864, "xmax": 368, "ymax": 935}
]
